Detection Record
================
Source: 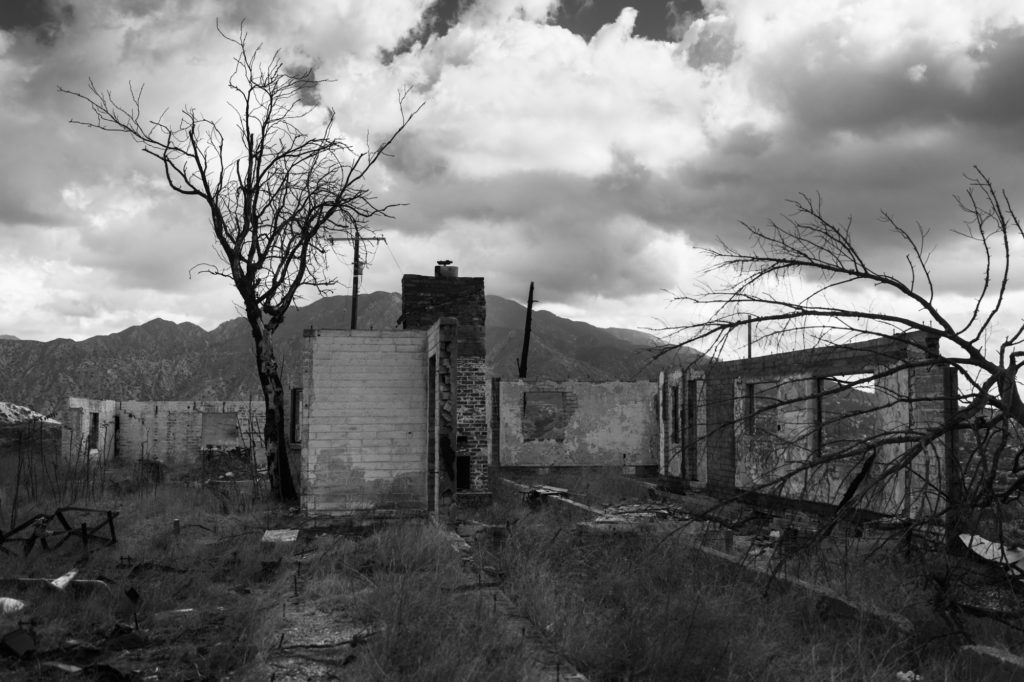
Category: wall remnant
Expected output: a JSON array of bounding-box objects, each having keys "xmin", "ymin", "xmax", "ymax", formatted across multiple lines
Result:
[
  {"xmin": 63, "ymin": 398, "xmax": 266, "ymax": 464},
  {"xmin": 496, "ymin": 379, "xmax": 658, "ymax": 470},
  {"xmin": 659, "ymin": 331, "xmax": 955, "ymax": 519}
]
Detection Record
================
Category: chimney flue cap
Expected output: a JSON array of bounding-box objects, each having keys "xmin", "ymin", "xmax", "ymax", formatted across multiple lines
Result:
[{"xmin": 435, "ymin": 260, "xmax": 458, "ymax": 279}]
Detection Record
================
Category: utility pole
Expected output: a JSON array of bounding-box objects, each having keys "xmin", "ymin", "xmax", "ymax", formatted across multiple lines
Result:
[
  {"xmin": 330, "ymin": 227, "xmax": 385, "ymax": 330},
  {"xmin": 518, "ymin": 282, "xmax": 535, "ymax": 379}
]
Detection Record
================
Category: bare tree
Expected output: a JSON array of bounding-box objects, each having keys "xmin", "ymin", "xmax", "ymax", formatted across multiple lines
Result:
[
  {"xmin": 61, "ymin": 25, "xmax": 419, "ymax": 501},
  {"xmin": 672, "ymin": 168, "xmax": 1024, "ymax": 541}
]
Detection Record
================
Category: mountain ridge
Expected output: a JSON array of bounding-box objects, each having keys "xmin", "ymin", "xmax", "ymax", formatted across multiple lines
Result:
[{"xmin": 0, "ymin": 292, "xmax": 700, "ymax": 412}]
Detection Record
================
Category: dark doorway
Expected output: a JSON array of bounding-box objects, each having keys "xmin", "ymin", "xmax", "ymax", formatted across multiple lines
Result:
[{"xmin": 88, "ymin": 412, "xmax": 99, "ymax": 451}]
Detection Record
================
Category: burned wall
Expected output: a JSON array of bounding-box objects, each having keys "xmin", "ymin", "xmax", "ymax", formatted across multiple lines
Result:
[{"xmin": 497, "ymin": 379, "xmax": 658, "ymax": 469}]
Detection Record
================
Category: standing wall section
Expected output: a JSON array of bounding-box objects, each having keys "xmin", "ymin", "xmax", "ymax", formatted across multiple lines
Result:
[
  {"xmin": 115, "ymin": 400, "xmax": 265, "ymax": 465},
  {"xmin": 498, "ymin": 379, "xmax": 658, "ymax": 470},
  {"xmin": 300, "ymin": 329, "xmax": 428, "ymax": 514},
  {"xmin": 688, "ymin": 332, "xmax": 953, "ymax": 518}
]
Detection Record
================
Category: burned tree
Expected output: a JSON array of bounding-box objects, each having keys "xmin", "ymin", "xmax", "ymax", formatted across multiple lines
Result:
[
  {"xmin": 672, "ymin": 169, "xmax": 1024, "ymax": 539},
  {"xmin": 62, "ymin": 26, "xmax": 418, "ymax": 500}
]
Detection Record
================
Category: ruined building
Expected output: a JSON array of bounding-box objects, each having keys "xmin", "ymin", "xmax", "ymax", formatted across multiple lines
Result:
[
  {"xmin": 299, "ymin": 263, "xmax": 491, "ymax": 514},
  {"xmin": 657, "ymin": 332, "xmax": 955, "ymax": 519}
]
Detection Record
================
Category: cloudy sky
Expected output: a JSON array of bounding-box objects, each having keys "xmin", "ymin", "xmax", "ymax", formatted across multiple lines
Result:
[{"xmin": 2, "ymin": 0, "xmax": 1024, "ymax": 344}]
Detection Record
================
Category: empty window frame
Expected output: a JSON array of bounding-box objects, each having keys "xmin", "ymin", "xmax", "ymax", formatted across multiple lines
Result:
[
  {"xmin": 88, "ymin": 412, "xmax": 99, "ymax": 451},
  {"xmin": 744, "ymin": 383, "xmax": 779, "ymax": 437},
  {"xmin": 816, "ymin": 373, "xmax": 885, "ymax": 457}
]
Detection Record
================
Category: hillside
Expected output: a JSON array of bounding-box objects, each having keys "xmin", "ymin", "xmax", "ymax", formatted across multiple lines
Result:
[{"xmin": 0, "ymin": 293, "xmax": 701, "ymax": 412}]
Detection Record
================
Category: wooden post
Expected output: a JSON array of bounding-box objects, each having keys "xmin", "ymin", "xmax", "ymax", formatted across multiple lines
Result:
[{"xmin": 328, "ymin": 229, "xmax": 386, "ymax": 330}]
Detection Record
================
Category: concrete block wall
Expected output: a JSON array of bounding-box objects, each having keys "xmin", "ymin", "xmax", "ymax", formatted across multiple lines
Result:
[
  {"xmin": 498, "ymin": 379, "xmax": 659, "ymax": 468},
  {"xmin": 301, "ymin": 329, "xmax": 428, "ymax": 514}
]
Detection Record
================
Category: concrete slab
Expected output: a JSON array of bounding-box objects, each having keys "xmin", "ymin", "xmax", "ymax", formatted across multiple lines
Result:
[{"xmin": 261, "ymin": 529, "xmax": 300, "ymax": 543}]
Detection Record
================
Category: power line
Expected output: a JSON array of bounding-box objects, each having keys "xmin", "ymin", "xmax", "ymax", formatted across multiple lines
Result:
[{"xmin": 383, "ymin": 237, "xmax": 404, "ymax": 274}]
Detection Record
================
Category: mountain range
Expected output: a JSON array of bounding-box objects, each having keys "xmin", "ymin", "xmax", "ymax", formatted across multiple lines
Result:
[{"xmin": 0, "ymin": 292, "xmax": 699, "ymax": 414}]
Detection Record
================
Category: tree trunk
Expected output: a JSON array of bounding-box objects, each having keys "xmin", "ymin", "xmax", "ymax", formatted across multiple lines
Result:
[{"xmin": 252, "ymin": 324, "xmax": 298, "ymax": 502}]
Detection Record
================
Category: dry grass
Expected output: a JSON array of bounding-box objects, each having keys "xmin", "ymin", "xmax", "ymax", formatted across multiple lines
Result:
[{"xmin": 2, "ymin": 458, "xmax": 1020, "ymax": 680}]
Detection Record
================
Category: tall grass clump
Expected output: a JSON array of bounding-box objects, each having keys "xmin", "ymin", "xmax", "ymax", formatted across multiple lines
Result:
[{"xmin": 497, "ymin": 505, "xmax": 920, "ymax": 681}]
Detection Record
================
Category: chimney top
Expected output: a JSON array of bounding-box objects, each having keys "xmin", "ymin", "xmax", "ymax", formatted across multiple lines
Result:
[{"xmin": 435, "ymin": 260, "xmax": 458, "ymax": 279}]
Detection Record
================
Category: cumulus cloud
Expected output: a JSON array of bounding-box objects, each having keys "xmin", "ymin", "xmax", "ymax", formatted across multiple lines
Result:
[{"xmin": 3, "ymin": 0, "xmax": 1024, "ymax": 342}]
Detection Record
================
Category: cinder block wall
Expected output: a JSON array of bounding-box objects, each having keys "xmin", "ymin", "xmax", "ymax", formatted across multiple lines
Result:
[{"xmin": 301, "ymin": 329, "xmax": 428, "ymax": 514}]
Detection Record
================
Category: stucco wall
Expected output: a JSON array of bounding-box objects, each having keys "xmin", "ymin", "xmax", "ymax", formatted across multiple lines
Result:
[
  {"xmin": 301, "ymin": 329, "xmax": 428, "ymax": 514},
  {"xmin": 498, "ymin": 379, "xmax": 658, "ymax": 467}
]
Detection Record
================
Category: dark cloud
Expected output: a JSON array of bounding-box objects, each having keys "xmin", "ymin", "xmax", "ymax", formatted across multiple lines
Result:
[
  {"xmin": 0, "ymin": 0, "xmax": 73, "ymax": 45},
  {"xmin": 285, "ymin": 65, "xmax": 322, "ymax": 107},
  {"xmin": 963, "ymin": 27, "xmax": 1024, "ymax": 126},
  {"xmin": 381, "ymin": 0, "xmax": 473, "ymax": 63},
  {"xmin": 753, "ymin": 25, "xmax": 1024, "ymax": 138},
  {"xmin": 553, "ymin": 0, "xmax": 703, "ymax": 41}
]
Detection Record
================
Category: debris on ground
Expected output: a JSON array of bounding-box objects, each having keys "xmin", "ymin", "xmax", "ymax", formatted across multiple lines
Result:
[
  {"xmin": 0, "ymin": 598, "xmax": 25, "ymax": 616},
  {"xmin": 1, "ymin": 628, "xmax": 36, "ymax": 658},
  {"xmin": 960, "ymin": 533, "xmax": 1024, "ymax": 575},
  {"xmin": 261, "ymin": 528, "xmax": 300, "ymax": 543}
]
